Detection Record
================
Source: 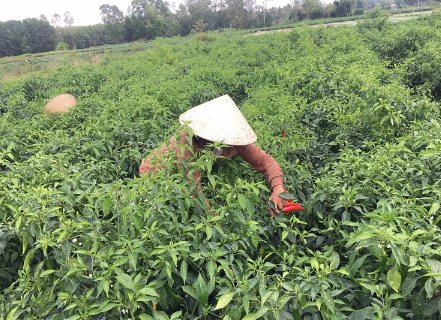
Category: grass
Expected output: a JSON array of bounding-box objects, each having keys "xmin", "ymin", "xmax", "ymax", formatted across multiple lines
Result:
[{"xmin": 0, "ymin": 41, "xmax": 153, "ymax": 81}]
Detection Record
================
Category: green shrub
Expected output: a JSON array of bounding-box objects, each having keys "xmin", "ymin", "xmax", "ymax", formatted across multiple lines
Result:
[
  {"xmin": 1, "ymin": 15, "xmax": 441, "ymax": 320},
  {"xmin": 55, "ymin": 42, "xmax": 70, "ymax": 51},
  {"xmin": 405, "ymin": 42, "xmax": 441, "ymax": 101}
]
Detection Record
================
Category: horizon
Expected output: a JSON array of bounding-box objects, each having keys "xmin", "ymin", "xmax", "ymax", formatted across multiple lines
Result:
[{"xmin": 0, "ymin": 0, "xmax": 299, "ymax": 27}]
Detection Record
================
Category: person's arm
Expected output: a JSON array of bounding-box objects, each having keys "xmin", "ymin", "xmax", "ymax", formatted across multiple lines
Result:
[
  {"xmin": 139, "ymin": 131, "xmax": 203, "ymax": 196},
  {"xmin": 139, "ymin": 142, "xmax": 174, "ymax": 174},
  {"xmin": 235, "ymin": 144, "xmax": 286, "ymax": 215}
]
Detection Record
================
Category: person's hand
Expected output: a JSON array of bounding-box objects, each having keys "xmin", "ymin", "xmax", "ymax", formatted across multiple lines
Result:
[{"xmin": 268, "ymin": 185, "xmax": 287, "ymax": 216}]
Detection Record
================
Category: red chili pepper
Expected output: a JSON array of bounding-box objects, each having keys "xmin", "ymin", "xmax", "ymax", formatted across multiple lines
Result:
[
  {"xmin": 281, "ymin": 130, "xmax": 286, "ymax": 138},
  {"xmin": 282, "ymin": 202, "xmax": 305, "ymax": 212}
]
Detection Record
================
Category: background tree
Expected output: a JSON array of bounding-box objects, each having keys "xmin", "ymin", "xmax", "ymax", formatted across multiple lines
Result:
[
  {"xmin": 63, "ymin": 11, "xmax": 74, "ymax": 27},
  {"xmin": 39, "ymin": 15, "xmax": 49, "ymax": 23},
  {"xmin": 21, "ymin": 18, "xmax": 56, "ymax": 53},
  {"xmin": 225, "ymin": 0, "xmax": 248, "ymax": 28},
  {"xmin": 0, "ymin": 21, "xmax": 23, "ymax": 57},
  {"xmin": 100, "ymin": 4, "xmax": 125, "ymax": 43},
  {"xmin": 334, "ymin": 0, "xmax": 356, "ymax": 16},
  {"xmin": 144, "ymin": 4, "xmax": 167, "ymax": 38},
  {"xmin": 289, "ymin": 0, "xmax": 307, "ymax": 21},
  {"xmin": 51, "ymin": 13, "xmax": 61, "ymax": 27},
  {"xmin": 192, "ymin": 18, "xmax": 208, "ymax": 32},
  {"xmin": 186, "ymin": 0, "xmax": 214, "ymax": 29},
  {"xmin": 145, "ymin": 0, "xmax": 177, "ymax": 37},
  {"xmin": 175, "ymin": 4, "xmax": 194, "ymax": 35},
  {"xmin": 303, "ymin": 0, "xmax": 324, "ymax": 18}
]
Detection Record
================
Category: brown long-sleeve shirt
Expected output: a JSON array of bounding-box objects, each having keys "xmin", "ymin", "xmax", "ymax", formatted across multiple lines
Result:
[{"xmin": 139, "ymin": 133, "xmax": 284, "ymax": 191}]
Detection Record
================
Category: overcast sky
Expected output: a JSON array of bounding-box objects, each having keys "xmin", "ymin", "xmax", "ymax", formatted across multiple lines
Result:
[{"xmin": 0, "ymin": 0, "xmax": 294, "ymax": 26}]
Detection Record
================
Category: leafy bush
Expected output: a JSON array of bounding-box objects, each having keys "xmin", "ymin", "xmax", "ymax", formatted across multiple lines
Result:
[
  {"xmin": 357, "ymin": 8, "xmax": 389, "ymax": 32},
  {"xmin": 55, "ymin": 42, "xmax": 70, "ymax": 51},
  {"xmin": 1, "ymin": 14, "xmax": 441, "ymax": 320},
  {"xmin": 405, "ymin": 42, "xmax": 441, "ymax": 101}
]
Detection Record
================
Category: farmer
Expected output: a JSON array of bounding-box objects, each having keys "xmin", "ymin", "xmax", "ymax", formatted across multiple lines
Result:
[{"xmin": 139, "ymin": 95, "xmax": 289, "ymax": 215}]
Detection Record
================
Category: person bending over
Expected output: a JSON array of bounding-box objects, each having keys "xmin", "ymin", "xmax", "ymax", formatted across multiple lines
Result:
[{"xmin": 139, "ymin": 95, "xmax": 291, "ymax": 216}]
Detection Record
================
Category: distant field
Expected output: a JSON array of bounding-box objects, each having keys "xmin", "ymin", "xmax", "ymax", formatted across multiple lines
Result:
[
  {"xmin": 0, "ymin": 8, "xmax": 436, "ymax": 81},
  {"xmin": 0, "ymin": 41, "xmax": 154, "ymax": 81},
  {"xmin": 251, "ymin": 9, "xmax": 434, "ymax": 35}
]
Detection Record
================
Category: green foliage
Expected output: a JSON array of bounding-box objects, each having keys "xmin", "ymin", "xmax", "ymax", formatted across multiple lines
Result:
[
  {"xmin": 55, "ymin": 42, "xmax": 70, "ymax": 51},
  {"xmin": 404, "ymin": 41, "xmax": 441, "ymax": 101},
  {"xmin": 1, "ymin": 14, "xmax": 441, "ymax": 319},
  {"xmin": 357, "ymin": 8, "xmax": 389, "ymax": 31},
  {"xmin": 358, "ymin": 11, "xmax": 440, "ymax": 67},
  {"xmin": 0, "ymin": 19, "xmax": 56, "ymax": 57}
]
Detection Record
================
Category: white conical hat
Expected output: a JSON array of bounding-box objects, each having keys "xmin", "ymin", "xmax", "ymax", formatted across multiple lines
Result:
[{"xmin": 179, "ymin": 95, "xmax": 257, "ymax": 146}]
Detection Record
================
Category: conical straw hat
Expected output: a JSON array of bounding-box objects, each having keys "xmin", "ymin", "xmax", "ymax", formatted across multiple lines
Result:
[
  {"xmin": 179, "ymin": 95, "xmax": 257, "ymax": 146},
  {"xmin": 44, "ymin": 94, "xmax": 76, "ymax": 114}
]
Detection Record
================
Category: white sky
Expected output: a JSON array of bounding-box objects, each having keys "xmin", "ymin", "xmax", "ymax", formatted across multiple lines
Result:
[{"xmin": 0, "ymin": 0, "xmax": 294, "ymax": 26}]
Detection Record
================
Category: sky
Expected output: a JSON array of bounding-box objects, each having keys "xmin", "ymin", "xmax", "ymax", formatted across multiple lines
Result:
[{"xmin": 0, "ymin": 0, "xmax": 294, "ymax": 26}]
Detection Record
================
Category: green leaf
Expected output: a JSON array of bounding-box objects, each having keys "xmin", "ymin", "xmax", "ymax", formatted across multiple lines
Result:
[
  {"xmin": 137, "ymin": 296, "xmax": 156, "ymax": 303},
  {"xmin": 401, "ymin": 274, "xmax": 418, "ymax": 296},
  {"xmin": 103, "ymin": 280, "xmax": 110, "ymax": 296},
  {"xmin": 170, "ymin": 311, "xmax": 182, "ymax": 320},
  {"xmin": 277, "ymin": 295, "xmax": 291, "ymax": 308},
  {"xmin": 64, "ymin": 316, "xmax": 81, "ymax": 320},
  {"xmin": 426, "ymin": 259, "xmax": 441, "ymax": 273},
  {"xmin": 337, "ymin": 268, "xmax": 350, "ymax": 276},
  {"xmin": 346, "ymin": 231, "xmax": 374, "ymax": 247},
  {"xmin": 215, "ymin": 291, "xmax": 235, "ymax": 310},
  {"xmin": 330, "ymin": 251, "xmax": 340, "ymax": 269},
  {"xmin": 208, "ymin": 174, "xmax": 216, "ymax": 188},
  {"xmin": 429, "ymin": 202, "xmax": 440, "ymax": 215},
  {"xmin": 424, "ymin": 296, "xmax": 441, "ymax": 316},
  {"xmin": 427, "ymin": 259, "xmax": 441, "ymax": 280},
  {"xmin": 182, "ymin": 285, "xmax": 197, "ymax": 299},
  {"xmin": 387, "ymin": 266, "xmax": 401, "ymax": 292},
  {"xmin": 139, "ymin": 315, "xmax": 154, "ymax": 320},
  {"xmin": 389, "ymin": 293, "xmax": 402, "ymax": 300},
  {"xmin": 102, "ymin": 197, "xmax": 112, "ymax": 214},
  {"xmin": 348, "ymin": 307, "xmax": 375, "ymax": 320},
  {"xmin": 116, "ymin": 273, "xmax": 135, "ymax": 291},
  {"xmin": 278, "ymin": 192, "xmax": 295, "ymax": 200},
  {"xmin": 89, "ymin": 302, "xmax": 120, "ymax": 315},
  {"xmin": 350, "ymin": 254, "xmax": 369, "ymax": 275},
  {"xmin": 267, "ymin": 200, "xmax": 276, "ymax": 210},
  {"xmin": 310, "ymin": 258, "xmax": 319, "ymax": 271},
  {"xmin": 64, "ymin": 303, "xmax": 78, "ymax": 311},
  {"xmin": 40, "ymin": 269, "xmax": 56, "ymax": 277},
  {"xmin": 206, "ymin": 225, "xmax": 213, "ymax": 240},
  {"xmin": 194, "ymin": 274, "xmax": 208, "ymax": 306},
  {"xmin": 139, "ymin": 287, "xmax": 159, "ymax": 297},
  {"xmin": 438, "ymin": 298, "xmax": 441, "ymax": 315},
  {"xmin": 180, "ymin": 260, "xmax": 188, "ymax": 284},
  {"xmin": 243, "ymin": 313, "xmax": 256, "ymax": 320},
  {"xmin": 238, "ymin": 194, "xmax": 248, "ymax": 210},
  {"xmin": 6, "ymin": 307, "xmax": 18, "ymax": 320},
  {"xmin": 255, "ymin": 307, "xmax": 269, "ymax": 318},
  {"xmin": 208, "ymin": 260, "xmax": 216, "ymax": 279},
  {"xmin": 153, "ymin": 312, "xmax": 170, "ymax": 320}
]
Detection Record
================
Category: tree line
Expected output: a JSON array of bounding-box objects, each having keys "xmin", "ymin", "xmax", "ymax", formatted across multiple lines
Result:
[{"xmin": 0, "ymin": 0, "xmax": 437, "ymax": 57}]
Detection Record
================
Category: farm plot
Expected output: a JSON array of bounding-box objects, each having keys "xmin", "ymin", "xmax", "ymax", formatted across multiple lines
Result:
[{"xmin": 1, "ymin": 12, "xmax": 441, "ymax": 320}]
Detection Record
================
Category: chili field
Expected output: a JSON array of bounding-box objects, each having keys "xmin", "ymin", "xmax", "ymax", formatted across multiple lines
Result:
[{"xmin": 1, "ymin": 12, "xmax": 441, "ymax": 320}]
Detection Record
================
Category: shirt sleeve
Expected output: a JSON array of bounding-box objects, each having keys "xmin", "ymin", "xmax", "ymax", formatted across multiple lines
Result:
[
  {"xmin": 139, "ymin": 131, "xmax": 201, "ymax": 188},
  {"xmin": 139, "ymin": 141, "xmax": 173, "ymax": 174},
  {"xmin": 235, "ymin": 144, "xmax": 284, "ymax": 191}
]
